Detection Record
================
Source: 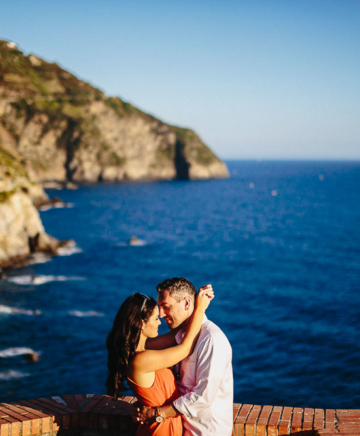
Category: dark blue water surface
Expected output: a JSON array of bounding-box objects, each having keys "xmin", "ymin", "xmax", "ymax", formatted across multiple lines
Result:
[{"xmin": 1, "ymin": 160, "xmax": 360, "ymax": 408}]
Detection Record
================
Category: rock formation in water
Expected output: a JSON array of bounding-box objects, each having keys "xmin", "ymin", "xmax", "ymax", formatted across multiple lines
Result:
[
  {"xmin": 0, "ymin": 39, "xmax": 229, "ymax": 183},
  {"xmin": 0, "ymin": 145, "xmax": 69, "ymax": 268}
]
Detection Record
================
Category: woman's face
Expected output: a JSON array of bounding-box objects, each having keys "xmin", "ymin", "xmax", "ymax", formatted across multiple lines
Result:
[{"xmin": 142, "ymin": 306, "xmax": 161, "ymax": 338}]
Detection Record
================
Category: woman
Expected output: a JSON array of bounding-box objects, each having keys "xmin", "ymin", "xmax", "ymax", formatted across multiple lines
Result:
[{"xmin": 106, "ymin": 287, "xmax": 213, "ymax": 435}]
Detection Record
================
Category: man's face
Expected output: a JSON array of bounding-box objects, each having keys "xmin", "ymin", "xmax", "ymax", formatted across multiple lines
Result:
[{"xmin": 158, "ymin": 290, "xmax": 189, "ymax": 329}]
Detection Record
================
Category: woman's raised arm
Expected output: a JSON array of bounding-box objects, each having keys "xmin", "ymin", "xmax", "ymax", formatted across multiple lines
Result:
[{"xmin": 133, "ymin": 285, "xmax": 214, "ymax": 374}]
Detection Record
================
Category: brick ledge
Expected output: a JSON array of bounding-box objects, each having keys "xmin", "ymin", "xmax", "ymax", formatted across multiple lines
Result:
[{"xmin": 0, "ymin": 395, "xmax": 359, "ymax": 435}]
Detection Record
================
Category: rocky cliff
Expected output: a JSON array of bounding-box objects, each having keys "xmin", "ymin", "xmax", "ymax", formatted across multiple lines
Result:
[
  {"xmin": 0, "ymin": 39, "xmax": 229, "ymax": 183},
  {"xmin": 0, "ymin": 145, "xmax": 67, "ymax": 268},
  {"xmin": 0, "ymin": 39, "xmax": 228, "ymax": 268}
]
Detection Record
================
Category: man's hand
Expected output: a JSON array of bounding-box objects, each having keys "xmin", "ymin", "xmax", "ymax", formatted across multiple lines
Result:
[{"xmin": 130, "ymin": 402, "xmax": 155, "ymax": 424}]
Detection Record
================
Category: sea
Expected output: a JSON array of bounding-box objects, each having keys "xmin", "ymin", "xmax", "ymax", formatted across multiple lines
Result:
[{"xmin": 0, "ymin": 160, "xmax": 359, "ymax": 409}]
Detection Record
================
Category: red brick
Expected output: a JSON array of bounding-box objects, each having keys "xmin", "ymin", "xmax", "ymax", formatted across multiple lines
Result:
[
  {"xmin": 36, "ymin": 399, "xmax": 72, "ymax": 415},
  {"xmin": 303, "ymin": 420, "xmax": 314, "ymax": 431},
  {"xmin": 22, "ymin": 420, "xmax": 31, "ymax": 436},
  {"xmin": 0, "ymin": 419, "xmax": 9, "ymax": 436},
  {"xmin": 3, "ymin": 418, "xmax": 20, "ymax": 436},
  {"xmin": 233, "ymin": 403, "xmax": 242, "ymax": 422},
  {"xmin": 267, "ymin": 409, "xmax": 282, "ymax": 436},
  {"xmin": 315, "ymin": 408, "xmax": 324, "ymax": 429},
  {"xmin": 304, "ymin": 408, "xmax": 314, "ymax": 419},
  {"xmin": 335, "ymin": 430, "xmax": 360, "ymax": 435},
  {"xmin": 79, "ymin": 413, "xmax": 88, "ymax": 428},
  {"xmin": 74, "ymin": 396, "xmax": 85, "ymax": 407},
  {"xmin": 314, "ymin": 416, "xmax": 325, "ymax": 429},
  {"xmin": 245, "ymin": 405, "xmax": 261, "ymax": 436},
  {"xmin": 291, "ymin": 411, "xmax": 303, "ymax": 433},
  {"xmin": 61, "ymin": 414, "xmax": 70, "ymax": 430},
  {"xmin": 88, "ymin": 413, "xmax": 98, "ymax": 429},
  {"xmin": 25, "ymin": 401, "xmax": 56, "ymax": 418},
  {"xmin": 236, "ymin": 404, "xmax": 253, "ymax": 421},
  {"xmin": 337, "ymin": 410, "xmax": 360, "ymax": 414},
  {"xmin": 89, "ymin": 397, "xmax": 111, "ymax": 414},
  {"xmin": 10, "ymin": 423, "xmax": 20, "ymax": 436},
  {"xmin": 282, "ymin": 407, "xmax": 293, "ymax": 421},
  {"xmin": 256, "ymin": 406, "xmax": 272, "ymax": 436},
  {"xmin": 303, "ymin": 408, "xmax": 314, "ymax": 431},
  {"xmin": 338, "ymin": 416, "xmax": 360, "ymax": 423},
  {"xmin": 97, "ymin": 398, "xmax": 119, "ymax": 415},
  {"xmin": 41, "ymin": 416, "xmax": 50, "ymax": 433},
  {"xmin": 98, "ymin": 414, "xmax": 108, "ymax": 429},
  {"xmin": 0, "ymin": 407, "xmax": 29, "ymax": 423},
  {"xmin": 115, "ymin": 397, "xmax": 133, "ymax": 414},
  {"xmin": 278, "ymin": 420, "xmax": 289, "ymax": 435},
  {"xmin": 16, "ymin": 403, "xmax": 49, "ymax": 419},
  {"xmin": 122, "ymin": 396, "xmax": 133, "ymax": 403},
  {"xmin": 61, "ymin": 397, "xmax": 78, "ymax": 411},
  {"xmin": 278, "ymin": 406, "xmax": 293, "ymax": 435},
  {"xmin": 71, "ymin": 413, "xmax": 79, "ymax": 429},
  {"xmin": 234, "ymin": 404, "xmax": 252, "ymax": 436},
  {"xmin": 337, "ymin": 423, "xmax": 360, "ymax": 430},
  {"xmin": 80, "ymin": 398, "xmax": 103, "ymax": 413},
  {"xmin": 30, "ymin": 418, "xmax": 40, "ymax": 435},
  {"xmin": 325, "ymin": 409, "xmax": 335, "ymax": 429},
  {"xmin": 0, "ymin": 405, "xmax": 28, "ymax": 417}
]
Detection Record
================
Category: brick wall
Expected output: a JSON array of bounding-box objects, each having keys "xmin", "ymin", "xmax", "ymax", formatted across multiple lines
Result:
[{"xmin": 1, "ymin": 395, "xmax": 359, "ymax": 436}]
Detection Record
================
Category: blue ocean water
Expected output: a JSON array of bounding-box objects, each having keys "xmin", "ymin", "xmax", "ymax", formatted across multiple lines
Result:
[{"xmin": 1, "ymin": 160, "xmax": 359, "ymax": 408}]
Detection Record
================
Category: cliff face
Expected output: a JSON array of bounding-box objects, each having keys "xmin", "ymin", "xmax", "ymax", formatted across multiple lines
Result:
[
  {"xmin": 0, "ymin": 39, "xmax": 229, "ymax": 183},
  {"xmin": 0, "ymin": 146, "xmax": 64, "ymax": 268}
]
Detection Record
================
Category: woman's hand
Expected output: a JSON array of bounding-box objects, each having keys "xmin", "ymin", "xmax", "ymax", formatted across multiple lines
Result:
[{"xmin": 195, "ymin": 284, "xmax": 214, "ymax": 312}]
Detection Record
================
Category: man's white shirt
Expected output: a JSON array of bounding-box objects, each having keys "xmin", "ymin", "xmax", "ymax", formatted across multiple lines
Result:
[{"xmin": 173, "ymin": 315, "xmax": 233, "ymax": 436}]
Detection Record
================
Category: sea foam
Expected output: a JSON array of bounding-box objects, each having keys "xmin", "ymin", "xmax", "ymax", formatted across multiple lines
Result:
[
  {"xmin": 0, "ymin": 370, "xmax": 30, "ymax": 380},
  {"xmin": 0, "ymin": 347, "xmax": 39, "ymax": 358},
  {"xmin": 68, "ymin": 310, "xmax": 104, "ymax": 317},
  {"xmin": 0, "ymin": 305, "xmax": 41, "ymax": 316},
  {"xmin": 6, "ymin": 275, "xmax": 86, "ymax": 286}
]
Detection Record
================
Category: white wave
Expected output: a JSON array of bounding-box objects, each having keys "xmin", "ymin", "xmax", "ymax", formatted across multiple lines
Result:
[
  {"xmin": 28, "ymin": 253, "xmax": 52, "ymax": 265},
  {"xmin": 39, "ymin": 202, "xmax": 74, "ymax": 211},
  {"xmin": 0, "ymin": 347, "xmax": 38, "ymax": 358},
  {"xmin": 0, "ymin": 305, "xmax": 41, "ymax": 316},
  {"xmin": 57, "ymin": 245, "xmax": 82, "ymax": 256},
  {"xmin": 51, "ymin": 396, "xmax": 68, "ymax": 405},
  {"xmin": 0, "ymin": 370, "xmax": 30, "ymax": 380},
  {"xmin": 6, "ymin": 275, "xmax": 86, "ymax": 286},
  {"xmin": 69, "ymin": 310, "xmax": 104, "ymax": 317}
]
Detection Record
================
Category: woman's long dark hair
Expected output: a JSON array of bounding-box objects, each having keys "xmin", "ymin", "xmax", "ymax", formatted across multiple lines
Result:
[{"xmin": 105, "ymin": 293, "xmax": 157, "ymax": 398}]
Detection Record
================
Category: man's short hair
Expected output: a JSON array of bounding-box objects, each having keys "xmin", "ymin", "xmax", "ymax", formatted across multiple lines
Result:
[{"xmin": 156, "ymin": 277, "xmax": 196, "ymax": 303}]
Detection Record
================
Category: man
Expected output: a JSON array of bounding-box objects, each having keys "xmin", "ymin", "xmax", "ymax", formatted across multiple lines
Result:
[{"xmin": 135, "ymin": 277, "xmax": 233, "ymax": 436}]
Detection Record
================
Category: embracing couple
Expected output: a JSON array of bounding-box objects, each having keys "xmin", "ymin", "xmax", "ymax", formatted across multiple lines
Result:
[{"xmin": 106, "ymin": 277, "xmax": 233, "ymax": 436}]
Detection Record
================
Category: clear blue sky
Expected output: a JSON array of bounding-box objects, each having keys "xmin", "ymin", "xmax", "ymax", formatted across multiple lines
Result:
[{"xmin": 1, "ymin": 0, "xmax": 359, "ymax": 160}]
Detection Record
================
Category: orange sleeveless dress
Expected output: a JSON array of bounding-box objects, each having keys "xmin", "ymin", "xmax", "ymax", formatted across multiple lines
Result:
[{"xmin": 128, "ymin": 367, "xmax": 183, "ymax": 436}]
